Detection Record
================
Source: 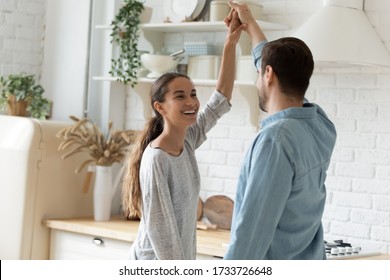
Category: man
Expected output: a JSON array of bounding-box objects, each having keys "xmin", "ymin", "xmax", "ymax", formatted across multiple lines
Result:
[{"xmin": 224, "ymin": 2, "xmax": 337, "ymax": 260}]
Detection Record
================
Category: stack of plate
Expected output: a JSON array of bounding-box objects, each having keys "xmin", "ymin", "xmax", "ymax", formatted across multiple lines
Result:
[{"xmin": 163, "ymin": 0, "xmax": 207, "ymax": 23}]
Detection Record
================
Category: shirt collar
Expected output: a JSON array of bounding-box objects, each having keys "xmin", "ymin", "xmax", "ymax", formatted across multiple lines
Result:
[{"xmin": 260, "ymin": 103, "xmax": 317, "ymax": 128}]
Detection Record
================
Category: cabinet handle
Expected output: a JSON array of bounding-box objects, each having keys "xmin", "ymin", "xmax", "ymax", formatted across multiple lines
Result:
[{"xmin": 92, "ymin": 237, "xmax": 104, "ymax": 246}]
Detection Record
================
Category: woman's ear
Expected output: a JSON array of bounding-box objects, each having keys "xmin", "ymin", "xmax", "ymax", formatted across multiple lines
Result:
[{"xmin": 153, "ymin": 101, "xmax": 164, "ymax": 115}]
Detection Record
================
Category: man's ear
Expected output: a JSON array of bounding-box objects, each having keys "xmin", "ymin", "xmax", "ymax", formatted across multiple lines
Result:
[{"xmin": 264, "ymin": 65, "xmax": 275, "ymax": 85}]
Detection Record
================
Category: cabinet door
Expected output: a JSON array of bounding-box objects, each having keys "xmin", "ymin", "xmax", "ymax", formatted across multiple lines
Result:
[{"xmin": 49, "ymin": 229, "xmax": 132, "ymax": 260}]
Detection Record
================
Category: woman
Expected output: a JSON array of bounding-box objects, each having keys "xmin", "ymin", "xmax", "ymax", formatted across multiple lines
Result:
[{"xmin": 122, "ymin": 11, "xmax": 244, "ymax": 260}]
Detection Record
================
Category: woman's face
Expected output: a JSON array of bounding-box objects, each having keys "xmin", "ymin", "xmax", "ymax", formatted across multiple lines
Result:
[{"xmin": 155, "ymin": 77, "xmax": 200, "ymax": 128}]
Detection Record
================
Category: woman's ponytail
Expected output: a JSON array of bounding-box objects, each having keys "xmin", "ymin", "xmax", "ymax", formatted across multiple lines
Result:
[{"xmin": 121, "ymin": 116, "xmax": 163, "ymax": 220}]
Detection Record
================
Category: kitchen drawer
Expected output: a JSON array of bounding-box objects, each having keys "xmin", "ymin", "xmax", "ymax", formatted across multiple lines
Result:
[{"xmin": 49, "ymin": 229, "xmax": 132, "ymax": 260}]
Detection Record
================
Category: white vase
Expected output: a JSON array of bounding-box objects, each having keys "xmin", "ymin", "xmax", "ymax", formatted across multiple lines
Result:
[{"xmin": 93, "ymin": 166, "xmax": 113, "ymax": 221}]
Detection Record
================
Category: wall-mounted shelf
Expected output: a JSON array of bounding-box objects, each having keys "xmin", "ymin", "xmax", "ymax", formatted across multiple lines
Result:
[
  {"xmin": 96, "ymin": 20, "xmax": 289, "ymax": 55},
  {"xmin": 140, "ymin": 20, "xmax": 289, "ymax": 32},
  {"xmin": 93, "ymin": 76, "xmax": 257, "ymax": 86},
  {"xmin": 92, "ymin": 76, "xmax": 260, "ymax": 127},
  {"xmin": 96, "ymin": 20, "xmax": 289, "ymax": 32},
  {"xmin": 92, "ymin": 18, "xmax": 287, "ymax": 128}
]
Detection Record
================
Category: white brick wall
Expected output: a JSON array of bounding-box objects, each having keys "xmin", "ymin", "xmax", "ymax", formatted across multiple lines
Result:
[
  {"xmin": 4, "ymin": 0, "xmax": 388, "ymax": 257},
  {"xmin": 0, "ymin": 0, "xmax": 46, "ymax": 77},
  {"xmin": 126, "ymin": 0, "xmax": 390, "ymax": 255}
]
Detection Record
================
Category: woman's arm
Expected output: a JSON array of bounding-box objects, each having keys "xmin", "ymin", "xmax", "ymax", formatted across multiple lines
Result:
[
  {"xmin": 186, "ymin": 12, "xmax": 243, "ymax": 149},
  {"xmin": 216, "ymin": 10, "xmax": 244, "ymax": 103}
]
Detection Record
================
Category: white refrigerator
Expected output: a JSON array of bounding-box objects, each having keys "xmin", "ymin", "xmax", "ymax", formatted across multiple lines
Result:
[{"xmin": 0, "ymin": 115, "xmax": 94, "ymax": 259}]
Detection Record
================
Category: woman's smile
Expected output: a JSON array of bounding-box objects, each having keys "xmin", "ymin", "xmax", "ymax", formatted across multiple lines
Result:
[{"xmin": 182, "ymin": 108, "xmax": 197, "ymax": 116}]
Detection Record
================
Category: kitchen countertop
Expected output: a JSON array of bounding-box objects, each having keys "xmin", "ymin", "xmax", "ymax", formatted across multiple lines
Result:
[
  {"xmin": 44, "ymin": 216, "xmax": 230, "ymax": 258},
  {"xmin": 44, "ymin": 216, "xmax": 390, "ymax": 260}
]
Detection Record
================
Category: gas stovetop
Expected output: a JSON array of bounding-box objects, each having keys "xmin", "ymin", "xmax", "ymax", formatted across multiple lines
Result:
[{"xmin": 325, "ymin": 240, "xmax": 380, "ymax": 259}]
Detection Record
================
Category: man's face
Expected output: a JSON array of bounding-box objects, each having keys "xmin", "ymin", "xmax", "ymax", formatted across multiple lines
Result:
[{"xmin": 256, "ymin": 67, "xmax": 268, "ymax": 113}]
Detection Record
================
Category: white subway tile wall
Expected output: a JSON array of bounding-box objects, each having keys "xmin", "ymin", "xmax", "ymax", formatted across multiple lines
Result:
[{"xmin": 2, "ymin": 0, "xmax": 389, "ymax": 255}]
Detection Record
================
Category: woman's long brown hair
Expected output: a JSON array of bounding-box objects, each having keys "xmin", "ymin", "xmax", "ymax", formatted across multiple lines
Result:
[{"xmin": 121, "ymin": 72, "xmax": 190, "ymax": 219}]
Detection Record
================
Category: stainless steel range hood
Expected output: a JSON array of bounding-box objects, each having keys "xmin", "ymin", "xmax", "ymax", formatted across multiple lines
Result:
[{"xmin": 293, "ymin": 0, "xmax": 390, "ymax": 67}]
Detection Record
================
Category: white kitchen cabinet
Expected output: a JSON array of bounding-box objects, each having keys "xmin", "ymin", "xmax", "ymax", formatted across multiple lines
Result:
[
  {"xmin": 49, "ymin": 229, "xmax": 222, "ymax": 260},
  {"xmin": 45, "ymin": 217, "xmax": 230, "ymax": 260},
  {"xmin": 49, "ymin": 229, "xmax": 132, "ymax": 260}
]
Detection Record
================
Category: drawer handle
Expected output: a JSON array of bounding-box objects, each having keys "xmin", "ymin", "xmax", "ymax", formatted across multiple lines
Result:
[{"xmin": 92, "ymin": 237, "xmax": 104, "ymax": 246}]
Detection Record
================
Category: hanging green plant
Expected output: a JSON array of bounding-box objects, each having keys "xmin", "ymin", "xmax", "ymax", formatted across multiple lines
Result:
[{"xmin": 109, "ymin": 0, "xmax": 144, "ymax": 86}]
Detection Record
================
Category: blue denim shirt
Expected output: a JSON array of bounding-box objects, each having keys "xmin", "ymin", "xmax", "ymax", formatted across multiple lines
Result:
[{"xmin": 224, "ymin": 41, "xmax": 337, "ymax": 260}]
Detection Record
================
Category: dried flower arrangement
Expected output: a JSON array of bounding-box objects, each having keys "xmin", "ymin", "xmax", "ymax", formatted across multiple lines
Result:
[{"xmin": 56, "ymin": 115, "xmax": 138, "ymax": 173}]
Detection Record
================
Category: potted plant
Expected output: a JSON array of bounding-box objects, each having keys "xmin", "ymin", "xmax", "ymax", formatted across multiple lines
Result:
[
  {"xmin": 57, "ymin": 115, "xmax": 138, "ymax": 221},
  {"xmin": 109, "ymin": 0, "xmax": 144, "ymax": 86},
  {"xmin": 0, "ymin": 73, "xmax": 50, "ymax": 119}
]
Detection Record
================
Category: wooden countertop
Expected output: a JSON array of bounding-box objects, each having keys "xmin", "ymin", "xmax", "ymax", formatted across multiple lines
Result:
[
  {"xmin": 44, "ymin": 216, "xmax": 390, "ymax": 260},
  {"xmin": 44, "ymin": 216, "xmax": 230, "ymax": 258}
]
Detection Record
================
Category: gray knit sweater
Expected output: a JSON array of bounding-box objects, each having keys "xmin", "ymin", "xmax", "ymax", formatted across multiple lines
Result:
[{"xmin": 131, "ymin": 91, "xmax": 231, "ymax": 259}]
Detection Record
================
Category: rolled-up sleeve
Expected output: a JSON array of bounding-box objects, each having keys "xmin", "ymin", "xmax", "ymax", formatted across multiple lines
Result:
[
  {"xmin": 252, "ymin": 40, "xmax": 268, "ymax": 71},
  {"xmin": 187, "ymin": 91, "xmax": 231, "ymax": 149}
]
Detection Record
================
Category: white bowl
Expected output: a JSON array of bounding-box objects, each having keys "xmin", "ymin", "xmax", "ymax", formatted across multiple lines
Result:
[{"xmin": 141, "ymin": 53, "xmax": 180, "ymax": 78}]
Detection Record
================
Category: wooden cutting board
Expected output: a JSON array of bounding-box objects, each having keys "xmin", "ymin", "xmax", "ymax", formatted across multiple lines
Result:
[
  {"xmin": 203, "ymin": 195, "xmax": 234, "ymax": 230},
  {"xmin": 197, "ymin": 198, "xmax": 203, "ymax": 221}
]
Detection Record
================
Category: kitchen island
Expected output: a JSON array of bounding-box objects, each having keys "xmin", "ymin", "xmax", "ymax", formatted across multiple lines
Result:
[{"xmin": 44, "ymin": 216, "xmax": 390, "ymax": 260}]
